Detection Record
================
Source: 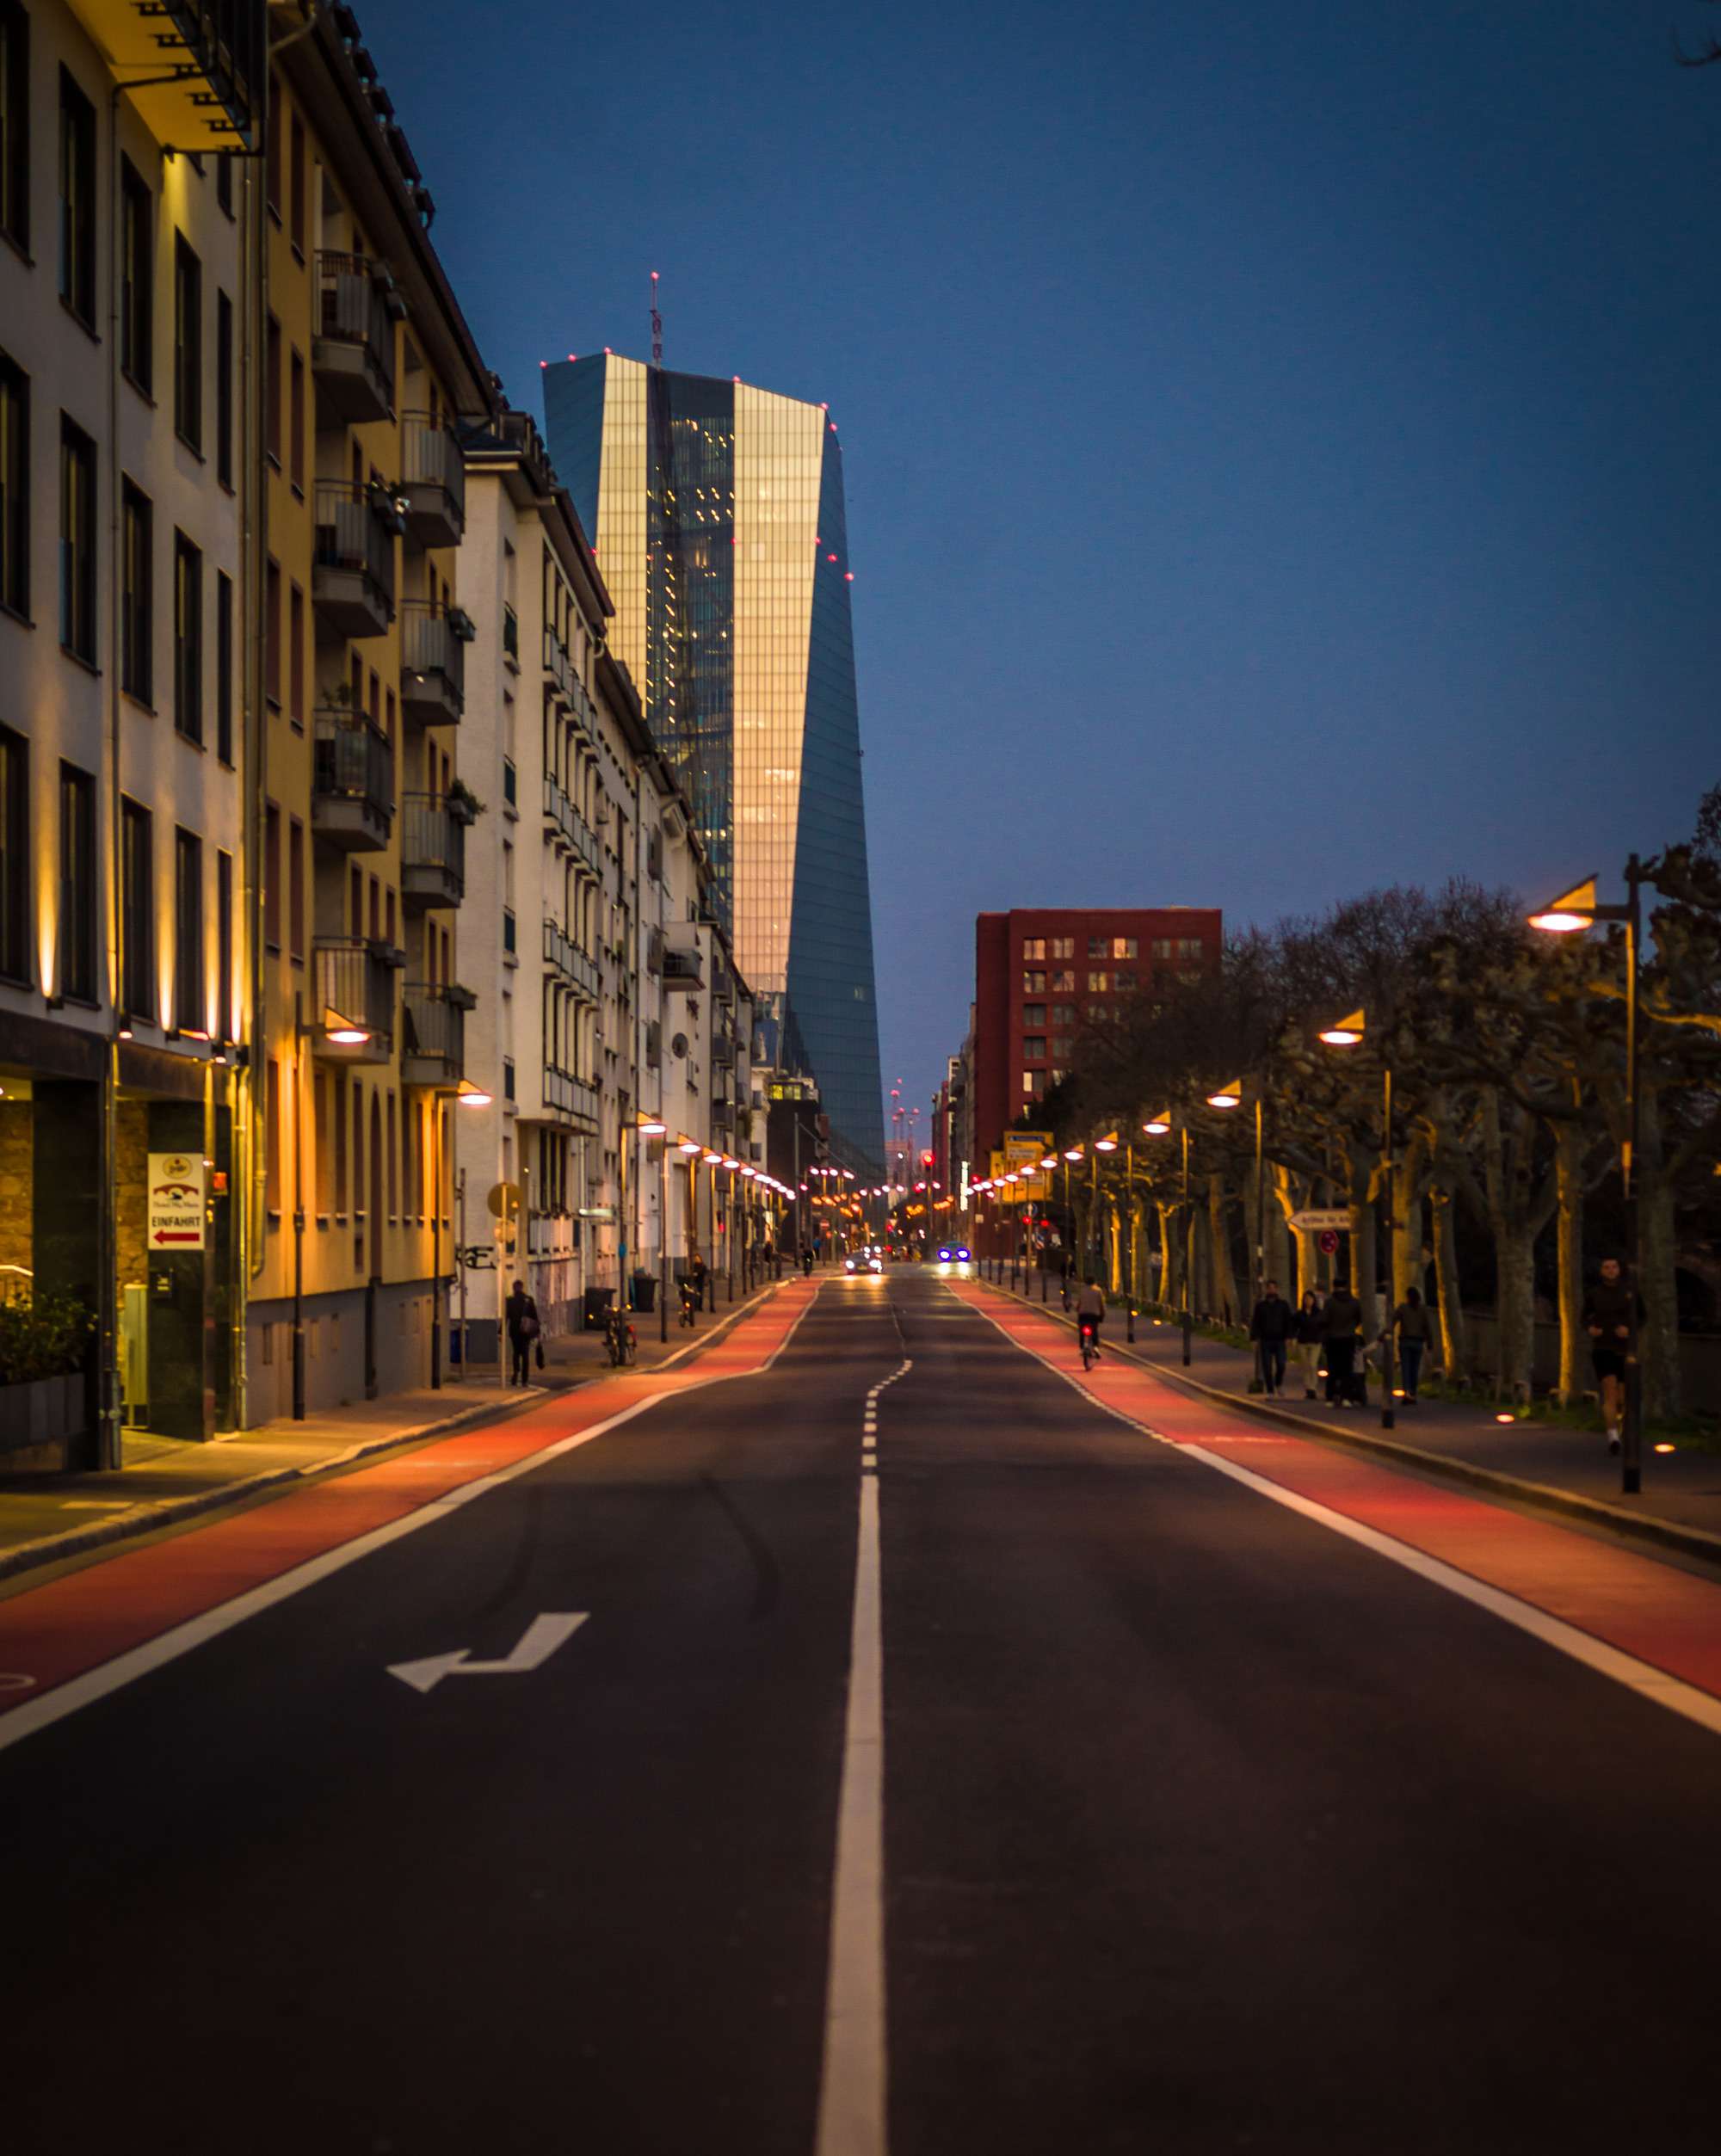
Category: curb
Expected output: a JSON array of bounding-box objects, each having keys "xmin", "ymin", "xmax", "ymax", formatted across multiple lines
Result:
[
  {"xmin": 0, "ymin": 1276, "xmax": 795, "ymax": 1591},
  {"xmin": 979, "ymin": 1280, "xmax": 1721, "ymax": 1574}
]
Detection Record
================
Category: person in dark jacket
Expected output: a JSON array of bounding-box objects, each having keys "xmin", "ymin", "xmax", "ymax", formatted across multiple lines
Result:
[
  {"xmin": 1321, "ymin": 1283, "xmax": 1363, "ymax": 1406},
  {"xmin": 1392, "ymin": 1287, "xmax": 1434, "ymax": 1402},
  {"xmin": 1292, "ymin": 1291, "xmax": 1326, "ymax": 1397},
  {"xmin": 505, "ymin": 1281, "xmax": 540, "ymax": 1387},
  {"xmin": 1249, "ymin": 1281, "xmax": 1295, "ymax": 1395},
  {"xmin": 1582, "ymin": 1257, "xmax": 1640, "ymax": 1453}
]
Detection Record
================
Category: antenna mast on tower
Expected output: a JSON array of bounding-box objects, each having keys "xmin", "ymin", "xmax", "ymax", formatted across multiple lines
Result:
[{"xmin": 650, "ymin": 270, "xmax": 663, "ymax": 366}]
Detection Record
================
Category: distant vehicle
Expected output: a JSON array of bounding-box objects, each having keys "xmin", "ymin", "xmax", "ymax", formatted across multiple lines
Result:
[
  {"xmin": 935, "ymin": 1245, "xmax": 972, "ymax": 1265},
  {"xmin": 844, "ymin": 1253, "xmax": 884, "ymax": 1275}
]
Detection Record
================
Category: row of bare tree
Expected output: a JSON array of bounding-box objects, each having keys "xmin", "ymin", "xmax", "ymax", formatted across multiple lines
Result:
[{"xmin": 1025, "ymin": 789, "xmax": 1721, "ymax": 1415}]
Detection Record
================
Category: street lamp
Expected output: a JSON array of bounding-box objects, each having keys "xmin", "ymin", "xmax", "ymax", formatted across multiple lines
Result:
[
  {"xmin": 1318, "ymin": 1010, "xmax": 1396, "ymax": 1431},
  {"xmin": 1529, "ymin": 868, "xmax": 1650, "ymax": 1493},
  {"xmin": 427, "ymin": 1078, "xmax": 491, "ymax": 1392},
  {"xmin": 1141, "ymin": 1110, "xmax": 1194, "ymax": 1364}
]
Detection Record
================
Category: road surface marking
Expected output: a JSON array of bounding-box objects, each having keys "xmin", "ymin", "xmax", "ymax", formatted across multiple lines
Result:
[
  {"xmin": 955, "ymin": 1288, "xmax": 1721, "ymax": 1744},
  {"xmin": 388, "ymin": 1611, "xmax": 589, "ymax": 1694},
  {"xmin": 0, "ymin": 1284, "xmax": 821, "ymax": 1754},
  {"xmin": 815, "ymin": 1352, "xmax": 910, "ymax": 2156}
]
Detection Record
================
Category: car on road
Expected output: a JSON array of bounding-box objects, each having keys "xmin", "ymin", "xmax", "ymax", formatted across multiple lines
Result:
[
  {"xmin": 844, "ymin": 1252, "xmax": 885, "ymax": 1275},
  {"xmin": 935, "ymin": 1245, "xmax": 972, "ymax": 1264}
]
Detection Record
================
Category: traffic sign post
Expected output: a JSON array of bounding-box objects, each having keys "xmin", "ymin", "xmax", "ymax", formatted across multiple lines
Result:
[{"xmin": 1291, "ymin": 1209, "xmax": 1351, "ymax": 1235}]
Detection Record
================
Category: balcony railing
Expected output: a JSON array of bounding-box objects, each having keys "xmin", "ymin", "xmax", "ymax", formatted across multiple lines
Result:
[
  {"xmin": 544, "ymin": 1066, "xmax": 601, "ymax": 1130},
  {"xmin": 312, "ymin": 937, "xmax": 395, "ymax": 1061},
  {"xmin": 400, "ymin": 792, "xmax": 466, "ymax": 909},
  {"xmin": 541, "ymin": 625, "xmax": 575, "ymax": 701},
  {"xmin": 312, "ymin": 708, "xmax": 393, "ymax": 850},
  {"xmin": 312, "ymin": 251, "xmax": 395, "ymax": 422},
  {"xmin": 712, "ymin": 1029, "xmax": 735, "ymax": 1067},
  {"xmin": 312, "ymin": 482, "xmax": 395, "ymax": 637},
  {"xmin": 65, "ymin": 2, "xmax": 264, "ymax": 154},
  {"xmin": 402, "ymin": 983, "xmax": 467, "ymax": 1087},
  {"xmin": 663, "ymin": 945, "xmax": 705, "ymax": 992},
  {"xmin": 503, "ymin": 605, "xmax": 520, "ymax": 666},
  {"xmin": 544, "ymin": 918, "xmax": 601, "ymax": 1002},
  {"xmin": 399, "ymin": 411, "xmax": 465, "ymax": 547},
  {"xmin": 543, "ymin": 777, "xmax": 601, "ymax": 878},
  {"xmin": 400, "ymin": 601, "xmax": 466, "ymax": 725}
]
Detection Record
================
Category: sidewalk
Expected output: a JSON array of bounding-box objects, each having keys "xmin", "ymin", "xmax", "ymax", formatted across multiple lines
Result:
[
  {"xmin": 983, "ymin": 1273, "xmax": 1721, "ymax": 1563},
  {"xmin": 0, "ymin": 1280, "xmax": 780, "ymax": 1586}
]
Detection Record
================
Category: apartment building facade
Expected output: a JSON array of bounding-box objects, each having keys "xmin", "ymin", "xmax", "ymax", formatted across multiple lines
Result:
[{"xmin": 0, "ymin": 0, "xmax": 265, "ymax": 1463}]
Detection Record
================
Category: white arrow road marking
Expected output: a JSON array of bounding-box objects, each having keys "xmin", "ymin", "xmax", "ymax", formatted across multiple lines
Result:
[{"xmin": 387, "ymin": 1611, "xmax": 589, "ymax": 1695}]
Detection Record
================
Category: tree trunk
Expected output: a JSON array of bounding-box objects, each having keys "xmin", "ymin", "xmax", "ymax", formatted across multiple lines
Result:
[
  {"xmin": 1637, "ymin": 1087, "xmax": 1681, "ymax": 1420},
  {"xmin": 1429, "ymin": 1186, "xmax": 1466, "ymax": 1384},
  {"xmin": 1552, "ymin": 1118, "xmax": 1586, "ymax": 1407},
  {"xmin": 1390, "ymin": 1130, "xmax": 1428, "ymax": 1313},
  {"xmin": 1345, "ymin": 1143, "xmax": 1378, "ymax": 1335},
  {"xmin": 1157, "ymin": 1200, "xmax": 1180, "ymax": 1308},
  {"xmin": 1265, "ymin": 1164, "xmax": 1293, "ymax": 1296},
  {"xmin": 1493, "ymin": 1223, "xmax": 1536, "ymax": 1402},
  {"xmin": 1188, "ymin": 1204, "xmax": 1206, "ymax": 1318},
  {"xmin": 1207, "ymin": 1172, "xmax": 1240, "ymax": 1326}
]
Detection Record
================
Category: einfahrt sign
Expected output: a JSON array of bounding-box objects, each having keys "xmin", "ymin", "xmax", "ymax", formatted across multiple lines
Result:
[{"xmin": 147, "ymin": 1153, "xmax": 207, "ymax": 1250}]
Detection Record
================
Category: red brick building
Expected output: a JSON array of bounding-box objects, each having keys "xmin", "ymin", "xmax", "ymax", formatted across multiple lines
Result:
[{"xmin": 972, "ymin": 908, "xmax": 1224, "ymax": 1162}]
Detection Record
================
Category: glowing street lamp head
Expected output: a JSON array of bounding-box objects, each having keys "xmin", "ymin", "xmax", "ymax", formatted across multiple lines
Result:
[
  {"xmin": 1528, "ymin": 876, "xmax": 1598, "ymax": 935},
  {"xmin": 638, "ymin": 1117, "xmax": 668, "ymax": 1137},
  {"xmin": 455, "ymin": 1081, "xmax": 492, "ymax": 1108},
  {"xmin": 324, "ymin": 1005, "xmax": 369, "ymax": 1045},
  {"xmin": 678, "ymin": 1137, "xmax": 702, "ymax": 1155},
  {"xmin": 1039, "ymin": 1153, "xmax": 1058, "ymax": 1170},
  {"xmin": 1318, "ymin": 1010, "xmax": 1366, "ymax": 1049},
  {"xmin": 1064, "ymin": 1147, "xmax": 1083, "ymax": 1161},
  {"xmin": 1142, "ymin": 1112, "xmax": 1171, "ymax": 1137},
  {"xmin": 1095, "ymin": 1132, "xmax": 1119, "ymax": 1153},
  {"xmin": 1206, "ymin": 1081, "xmax": 1243, "ymax": 1110}
]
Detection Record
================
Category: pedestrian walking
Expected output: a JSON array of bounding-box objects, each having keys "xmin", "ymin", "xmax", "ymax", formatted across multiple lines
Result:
[
  {"xmin": 1321, "ymin": 1282, "xmax": 1363, "ymax": 1406},
  {"xmin": 504, "ymin": 1280, "xmax": 540, "ymax": 1388},
  {"xmin": 1392, "ymin": 1288, "xmax": 1434, "ymax": 1403},
  {"xmin": 1248, "ymin": 1279, "xmax": 1295, "ymax": 1396},
  {"xmin": 1293, "ymin": 1290, "xmax": 1326, "ymax": 1398},
  {"xmin": 1582, "ymin": 1256, "xmax": 1640, "ymax": 1455}
]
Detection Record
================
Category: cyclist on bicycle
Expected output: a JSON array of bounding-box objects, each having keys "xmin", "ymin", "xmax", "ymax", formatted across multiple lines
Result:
[{"xmin": 1076, "ymin": 1277, "xmax": 1105, "ymax": 1360}]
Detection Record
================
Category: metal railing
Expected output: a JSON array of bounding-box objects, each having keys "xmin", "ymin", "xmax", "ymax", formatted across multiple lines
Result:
[
  {"xmin": 312, "ymin": 707, "xmax": 393, "ymax": 816},
  {"xmin": 542, "ymin": 625, "xmax": 575, "ymax": 700},
  {"xmin": 544, "ymin": 918, "xmax": 601, "ymax": 1001},
  {"xmin": 400, "ymin": 410, "xmax": 466, "ymax": 534},
  {"xmin": 313, "ymin": 251, "xmax": 394, "ymax": 404},
  {"xmin": 400, "ymin": 792, "xmax": 466, "ymax": 896},
  {"xmin": 313, "ymin": 482, "xmax": 396, "ymax": 614},
  {"xmin": 401, "ymin": 601, "xmax": 465, "ymax": 717},
  {"xmin": 403, "ymin": 983, "xmax": 466, "ymax": 1078},
  {"xmin": 312, "ymin": 937, "xmax": 395, "ymax": 1046},
  {"xmin": 543, "ymin": 776, "xmax": 602, "ymax": 877}
]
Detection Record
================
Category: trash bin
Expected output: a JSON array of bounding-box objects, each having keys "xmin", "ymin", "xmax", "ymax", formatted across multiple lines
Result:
[
  {"xmin": 631, "ymin": 1271, "xmax": 657, "ymax": 1313},
  {"xmin": 582, "ymin": 1286, "xmax": 615, "ymax": 1331}
]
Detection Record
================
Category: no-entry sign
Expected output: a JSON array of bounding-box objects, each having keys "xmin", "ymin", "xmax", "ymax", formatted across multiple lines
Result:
[{"xmin": 147, "ymin": 1153, "xmax": 206, "ymax": 1251}]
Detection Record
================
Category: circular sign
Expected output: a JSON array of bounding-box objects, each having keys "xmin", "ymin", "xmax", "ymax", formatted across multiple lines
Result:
[
  {"xmin": 1317, "ymin": 1229, "xmax": 1341, "ymax": 1256},
  {"xmin": 487, "ymin": 1181, "xmax": 522, "ymax": 1219}
]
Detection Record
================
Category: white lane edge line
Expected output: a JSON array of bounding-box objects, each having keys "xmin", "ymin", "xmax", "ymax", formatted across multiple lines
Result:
[
  {"xmin": 956, "ymin": 1291, "xmax": 1721, "ymax": 1745},
  {"xmin": 0, "ymin": 1284, "xmax": 823, "ymax": 1757}
]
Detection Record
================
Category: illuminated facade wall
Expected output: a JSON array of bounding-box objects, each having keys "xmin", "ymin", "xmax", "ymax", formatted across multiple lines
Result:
[{"xmin": 545, "ymin": 356, "xmax": 884, "ymax": 1176}]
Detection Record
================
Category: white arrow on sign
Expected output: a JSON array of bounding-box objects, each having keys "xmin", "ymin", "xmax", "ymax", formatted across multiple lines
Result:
[
  {"xmin": 1290, "ymin": 1209, "xmax": 1352, "ymax": 1234},
  {"xmin": 387, "ymin": 1611, "xmax": 588, "ymax": 1694}
]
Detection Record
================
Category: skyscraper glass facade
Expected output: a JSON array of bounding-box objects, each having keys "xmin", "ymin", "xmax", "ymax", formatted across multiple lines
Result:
[{"xmin": 545, "ymin": 354, "xmax": 884, "ymax": 1176}]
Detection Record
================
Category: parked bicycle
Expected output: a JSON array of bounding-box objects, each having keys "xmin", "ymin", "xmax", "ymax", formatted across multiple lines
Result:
[{"xmin": 604, "ymin": 1304, "xmax": 638, "ymax": 1367}]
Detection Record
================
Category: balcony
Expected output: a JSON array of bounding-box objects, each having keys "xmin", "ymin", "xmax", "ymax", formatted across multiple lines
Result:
[
  {"xmin": 66, "ymin": 2, "xmax": 264, "ymax": 152},
  {"xmin": 313, "ymin": 483, "xmax": 396, "ymax": 638},
  {"xmin": 663, "ymin": 946, "xmax": 705, "ymax": 993},
  {"xmin": 400, "ymin": 412, "xmax": 465, "ymax": 549},
  {"xmin": 544, "ymin": 1066, "xmax": 601, "ymax": 1133},
  {"xmin": 543, "ymin": 777, "xmax": 602, "ymax": 879},
  {"xmin": 541, "ymin": 625, "xmax": 575, "ymax": 703},
  {"xmin": 312, "ymin": 708, "xmax": 393, "ymax": 851},
  {"xmin": 712, "ymin": 1029, "xmax": 735, "ymax": 1068},
  {"xmin": 400, "ymin": 602, "xmax": 465, "ymax": 727},
  {"xmin": 711, "ymin": 1099, "xmax": 734, "ymax": 1134},
  {"xmin": 312, "ymin": 252, "xmax": 395, "ymax": 424},
  {"xmin": 400, "ymin": 793, "xmax": 466, "ymax": 909},
  {"xmin": 402, "ymin": 983, "xmax": 473, "ymax": 1088},
  {"xmin": 544, "ymin": 918, "xmax": 601, "ymax": 1003},
  {"xmin": 311, "ymin": 938, "xmax": 395, "ymax": 1064}
]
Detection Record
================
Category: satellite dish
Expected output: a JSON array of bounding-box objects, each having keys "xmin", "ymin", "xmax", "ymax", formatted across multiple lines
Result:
[{"xmin": 670, "ymin": 1032, "xmax": 689, "ymax": 1059}]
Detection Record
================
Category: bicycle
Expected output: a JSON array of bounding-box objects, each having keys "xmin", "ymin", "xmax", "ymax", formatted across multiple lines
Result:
[
  {"xmin": 604, "ymin": 1306, "xmax": 638, "ymax": 1367},
  {"xmin": 678, "ymin": 1284, "xmax": 700, "ymax": 1329},
  {"xmin": 1079, "ymin": 1317, "xmax": 1100, "ymax": 1371}
]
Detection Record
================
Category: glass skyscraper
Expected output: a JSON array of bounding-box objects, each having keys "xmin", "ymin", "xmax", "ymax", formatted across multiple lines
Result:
[{"xmin": 545, "ymin": 355, "xmax": 885, "ymax": 1177}]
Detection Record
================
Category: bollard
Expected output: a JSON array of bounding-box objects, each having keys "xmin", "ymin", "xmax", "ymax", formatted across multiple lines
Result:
[
  {"xmin": 1181, "ymin": 1308, "xmax": 1193, "ymax": 1366},
  {"xmin": 1126, "ymin": 1302, "xmax": 1136, "ymax": 1343},
  {"xmin": 1041, "ymin": 1264, "xmax": 1047, "ymax": 1303}
]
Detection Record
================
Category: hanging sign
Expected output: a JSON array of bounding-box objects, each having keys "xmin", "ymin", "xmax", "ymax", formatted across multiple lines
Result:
[
  {"xmin": 1290, "ymin": 1209, "xmax": 1351, "ymax": 1234},
  {"xmin": 147, "ymin": 1153, "xmax": 207, "ymax": 1250}
]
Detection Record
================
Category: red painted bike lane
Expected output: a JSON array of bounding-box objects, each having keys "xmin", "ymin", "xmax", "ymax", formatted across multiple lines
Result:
[
  {"xmin": 951, "ymin": 1280, "xmax": 1721, "ymax": 1710},
  {"xmin": 0, "ymin": 1283, "xmax": 817, "ymax": 1728}
]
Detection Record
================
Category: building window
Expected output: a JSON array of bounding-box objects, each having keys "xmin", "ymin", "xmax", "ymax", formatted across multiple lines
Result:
[
  {"xmin": 216, "ymin": 848, "xmax": 232, "ymax": 1042},
  {"xmin": 266, "ymin": 83, "xmax": 281, "ymax": 219},
  {"xmin": 1021, "ymin": 1037, "xmax": 1046, "ymax": 1061},
  {"xmin": 289, "ymin": 113, "xmax": 305, "ymax": 253},
  {"xmin": 1052, "ymin": 1034, "xmax": 1074, "ymax": 1060},
  {"xmin": 120, "ymin": 480, "xmax": 151, "ymax": 702},
  {"xmin": 1115, "ymin": 970, "xmax": 1137, "ymax": 991},
  {"xmin": 59, "ymin": 761, "xmax": 96, "ymax": 1001},
  {"xmin": 215, "ymin": 570, "xmax": 233, "ymax": 764},
  {"xmin": 59, "ymin": 415, "xmax": 96, "ymax": 661},
  {"xmin": 215, "ymin": 151, "xmax": 232, "ymax": 219},
  {"xmin": 288, "ymin": 348, "xmax": 304, "ymax": 490},
  {"xmin": 1115, "ymin": 937, "xmax": 1138, "ymax": 959},
  {"xmin": 120, "ymin": 798, "xmax": 153, "ymax": 1018},
  {"xmin": 288, "ymin": 582, "xmax": 304, "ymax": 727},
  {"xmin": 120, "ymin": 158, "xmax": 153, "ymax": 392},
  {"xmin": 263, "ymin": 801, "xmax": 280, "ymax": 951},
  {"xmin": 1021, "ymin": 1002, "xmax": 1045, "ymax": 1027},
  {"xmin": 1050, "ymin": 969, "xmax": 1075, "ymax": 993},
  {"xmin": 216, "ymin": 291, "xmax": 233, "ymax": 489},
  {"xmin": 1021, "ymin": 969, "xmax": 1045, "ymax": 994},
  {"xmin": 263, "ymin": 555, "xmax": 281, "ymax": 704},
  {"xmin": 287, "ymin": 816, "xmax": 304, "ymax": 962},
  {"xmin": 174, "ymin": 532, "xmax": 201, "ymax": 742},
  {"xmin": 1021, "ymin": 1072, "xmax": 1038, "ymax": 1097},
  {"xmin": 1052, "ymin": 1003, "xmax": 1076, "ymax": 1025},
  {"xmin": 0, "ymin": 2, "xmax": 28, "ymax": 253},
  {"xmin": 174, "ymin": 828, "xmax": 202, "ymax": 1032},
  {"xmin": 1089, "ymin": 971, "xmax": 1112, "ymax": 991},
  {"xmin": 1050, "ymin": 937, "xmax": 1074, "ymax": 960},
  {"xmin": 174, "ymin": 235, "xmax": 202, "ymax": 449},
  {"xmin": 264, "ymin": 313, "xmax": 281, "ymax": 464},
  {"xmin": 1021, "ymin": 937, "xmax": 1045, "ymax": 961},
  {"xmin": 0, "ymin": 348, "xmax": 24, "ymax": 616},
  {"xmin": 0, "ymin": 723, "xmax": 28, "ymax": 984},
  {"xmin": 58, "ymin": 68, "xmax": 96, "ymax": 325}
]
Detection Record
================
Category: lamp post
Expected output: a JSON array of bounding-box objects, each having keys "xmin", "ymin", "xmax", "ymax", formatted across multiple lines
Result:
[
  {"xmin": 1529, "ymin": 867, "xmax": 1652, "ymax": 1493},
  {"xmin": 636, "ymin": 1116, "xmax": 668, "ymax": 1340},
  {"xmin": 1317, "ymin": 1012, "xmax": 1395, "ymax": 1431},
  {"xmin": 1141, "ymin": 1108, "xmax": 1194, "ymax": 1364},
  {"xmin": 428, "ymin": 1078, "xmax": 493, "ymax": 1390}
]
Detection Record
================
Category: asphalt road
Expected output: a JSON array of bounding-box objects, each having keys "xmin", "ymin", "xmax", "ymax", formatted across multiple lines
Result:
[{"xmin": 4, "ymin": 1267, "xmax": 1719, "ymax": 2154}]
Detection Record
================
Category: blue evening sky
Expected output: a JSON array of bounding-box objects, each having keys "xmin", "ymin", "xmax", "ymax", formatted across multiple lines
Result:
[{"xmin": 358, "ymin": 0, "xmax": 1720, "ymax": 1132}]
